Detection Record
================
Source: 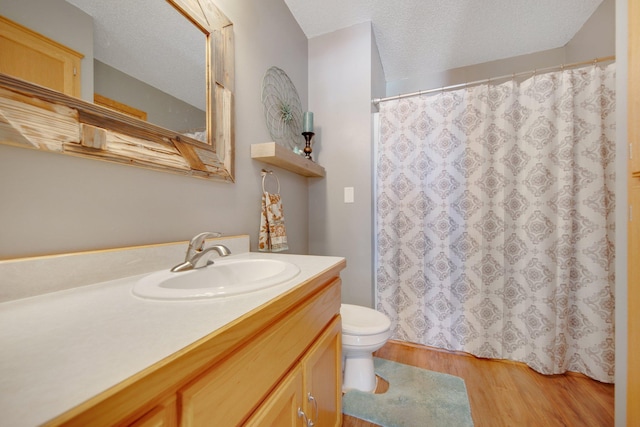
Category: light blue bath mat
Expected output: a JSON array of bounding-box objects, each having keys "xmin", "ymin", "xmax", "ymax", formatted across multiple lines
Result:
[{"xmin": 343, "ymin": 358, "xmax": 474, "ymax": 427}]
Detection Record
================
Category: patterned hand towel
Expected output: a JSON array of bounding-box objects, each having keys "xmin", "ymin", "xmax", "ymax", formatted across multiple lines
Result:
[{"xmin": 258, "ymin": 191, "xmax": 289, "ymax": 252}]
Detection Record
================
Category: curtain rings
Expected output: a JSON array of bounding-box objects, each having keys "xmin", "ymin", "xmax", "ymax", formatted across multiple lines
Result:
[{"xmin": 261, "ymin": 169, "xmax": 280, "ymax": 194}]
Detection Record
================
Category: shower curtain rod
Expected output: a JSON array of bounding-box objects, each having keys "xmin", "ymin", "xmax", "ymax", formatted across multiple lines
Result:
[{"xmin": 371, "ymin": 55, "xmax": 615, "ymax": 105}]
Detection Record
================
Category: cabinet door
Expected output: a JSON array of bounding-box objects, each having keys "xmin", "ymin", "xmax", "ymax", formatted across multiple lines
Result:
[
  {"xmin": 630, "ymin": 0, "xmax": 640, "ymax": 424},
  {"xmin": 629, "ymin": 183, "xmax": 640, "ymax": 424},
  {"xmin": 630, "ymin": 0, "xmax": 640, "ymax": 176},
  {"xmin": 0, "ymin": 16, "xmax": 83, "ymax": 97},
  {"xmin": 245, "ymin": 365, "xmax": 305, "ymax": 427},
  {"xmin": 302, "ymin": 317, "xmax": 342, "ymax": 427}
]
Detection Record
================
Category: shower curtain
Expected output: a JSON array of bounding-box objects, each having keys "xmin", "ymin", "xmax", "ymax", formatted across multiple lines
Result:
[{"xmin": 375, "ymin": 63, "xmax": 615, "ymax": 383}]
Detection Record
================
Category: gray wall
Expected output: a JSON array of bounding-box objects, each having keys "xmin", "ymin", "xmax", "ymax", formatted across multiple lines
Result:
[
  {"xmin": 308, "ymin": 22, "xmax": 383, "ymax": 307},
  {"xmin": 566, "ymin": 0, "xmax": 615, "ymax": 62},
  {"xmin": 0, "ymin": 0, "xmax": 310, "ymax": 259}
]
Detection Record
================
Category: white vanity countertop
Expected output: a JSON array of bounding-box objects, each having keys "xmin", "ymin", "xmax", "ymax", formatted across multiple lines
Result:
[{"xmin": 0, "ymin": 252, "xmax": 345, "ymax": 427}]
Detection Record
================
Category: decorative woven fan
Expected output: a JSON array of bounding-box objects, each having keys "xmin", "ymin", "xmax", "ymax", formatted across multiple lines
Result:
[{"xmin": 261, "ymin": 67, "xmax": 303, "ymax": 151}]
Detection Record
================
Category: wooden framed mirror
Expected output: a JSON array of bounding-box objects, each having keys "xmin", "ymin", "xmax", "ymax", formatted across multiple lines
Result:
[{"xmin": 0, "ymin": 0, "xmax": 234, "ymax": 182}]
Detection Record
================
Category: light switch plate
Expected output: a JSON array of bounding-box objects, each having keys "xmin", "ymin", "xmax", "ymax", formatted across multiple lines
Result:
[{"xmin": 344, "ymin": 187, "xmax": 354, "ymax": 203}]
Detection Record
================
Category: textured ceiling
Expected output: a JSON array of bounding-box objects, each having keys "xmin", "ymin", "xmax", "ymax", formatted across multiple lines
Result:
[{"xmin": 283, "ymin": 0, "xmax": 603, "ymax": 83}]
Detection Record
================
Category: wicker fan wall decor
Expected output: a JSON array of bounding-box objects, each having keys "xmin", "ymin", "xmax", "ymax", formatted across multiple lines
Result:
[{"xmin": 261, "ymin": 67, "xmax": 303, "ymax": 151}]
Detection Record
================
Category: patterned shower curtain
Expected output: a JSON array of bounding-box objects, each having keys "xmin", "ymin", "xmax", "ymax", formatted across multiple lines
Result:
[{"xmin": 375, "ymin": 63, "xmax": 615, "ymax": 383}]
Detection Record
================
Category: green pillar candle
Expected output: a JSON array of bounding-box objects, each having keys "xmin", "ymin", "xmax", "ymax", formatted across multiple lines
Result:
[{"xmin": 303, "ymin": 112, "xmax": 314, "ymax": 133}]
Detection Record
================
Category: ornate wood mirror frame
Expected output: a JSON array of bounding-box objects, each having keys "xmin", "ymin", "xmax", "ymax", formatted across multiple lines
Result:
[{"xmin": 0, "ymin": 0, "xmax": 234, "ymax": 182}]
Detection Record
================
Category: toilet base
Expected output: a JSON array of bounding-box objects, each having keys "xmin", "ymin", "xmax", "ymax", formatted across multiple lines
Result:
[
  {"xmin": 342, "ymin": 352, "xmax": 377, "ymax": 393},
  {"xmin": 340, "ymin": 304, "xmax": 392, "ymax": 393}
]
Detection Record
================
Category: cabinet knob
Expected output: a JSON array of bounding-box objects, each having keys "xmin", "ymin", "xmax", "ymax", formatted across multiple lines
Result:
[
  {"xmin": 307, "ymin": 393, "xmax": 318, "ymax": 426},
  {"xmin": 298, "ymin": 407, "xmax": 310, "ymax": 426}
]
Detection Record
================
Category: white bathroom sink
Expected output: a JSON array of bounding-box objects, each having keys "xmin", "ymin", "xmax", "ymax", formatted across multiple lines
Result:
[{"xmin": 132, "ymin": 258, "xmax": 300, "ymax": 300}]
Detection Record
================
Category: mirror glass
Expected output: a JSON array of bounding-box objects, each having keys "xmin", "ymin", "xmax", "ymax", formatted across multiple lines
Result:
[{"xmin": 67, "ymin": 0, "xmax": 208, "ymax": 139}]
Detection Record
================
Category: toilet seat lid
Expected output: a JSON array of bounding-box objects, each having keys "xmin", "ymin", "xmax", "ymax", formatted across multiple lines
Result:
[{"xmin": 340, "ymin": 304, "xmax": 391, "ymax": 336}]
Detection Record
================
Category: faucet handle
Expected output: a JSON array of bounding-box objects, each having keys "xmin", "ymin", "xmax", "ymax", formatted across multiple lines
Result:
[
  {"xmin": 186, "ymin": 232, "xmax": 222, "ymax": 259},
  {"xmin": 190, "ymin": 232, "xmax": 222, "ymax": 249}
]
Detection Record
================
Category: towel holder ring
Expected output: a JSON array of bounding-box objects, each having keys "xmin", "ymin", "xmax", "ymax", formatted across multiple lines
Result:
[{"xmin": 261, "ymin": 169, "xmax": 280, "ymax": 194}]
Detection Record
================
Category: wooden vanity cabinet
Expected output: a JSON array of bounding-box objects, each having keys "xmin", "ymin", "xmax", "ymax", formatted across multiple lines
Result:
[{"xmin": 46, "ymin": 261, "xmax": 345, "ymax": 427}]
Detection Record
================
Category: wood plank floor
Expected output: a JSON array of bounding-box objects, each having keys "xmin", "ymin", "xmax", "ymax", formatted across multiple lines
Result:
[{"xmin": 342, "ymin": 340, "xmax": 614, "ymax": 427}]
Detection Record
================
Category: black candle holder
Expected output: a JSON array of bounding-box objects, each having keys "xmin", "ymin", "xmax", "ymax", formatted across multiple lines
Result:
[{"xmin": 302, "ymin": 131, "xmax": 314, "ymax": 161}]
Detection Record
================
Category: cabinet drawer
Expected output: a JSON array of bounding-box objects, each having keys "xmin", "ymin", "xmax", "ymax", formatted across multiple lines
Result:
[{"xmin": 179, "ymin": 279, "xmax": 341, "ymax": 426}]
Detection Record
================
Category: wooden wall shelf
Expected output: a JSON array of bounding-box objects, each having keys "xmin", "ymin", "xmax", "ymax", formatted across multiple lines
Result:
[{"xmin": 251, "ymin": 142, "xmax": 326, "ymax": 177}]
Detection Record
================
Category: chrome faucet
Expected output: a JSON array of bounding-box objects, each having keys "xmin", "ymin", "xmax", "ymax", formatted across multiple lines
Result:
[{"xmin": 171, "ymin": 232, "xmax": 231, "ymax": 272}]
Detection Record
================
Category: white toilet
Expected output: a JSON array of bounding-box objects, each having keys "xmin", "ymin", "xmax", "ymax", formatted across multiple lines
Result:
[{"xmin": 340, "ymin": 304, "xmax": 392, "ymax": 392}]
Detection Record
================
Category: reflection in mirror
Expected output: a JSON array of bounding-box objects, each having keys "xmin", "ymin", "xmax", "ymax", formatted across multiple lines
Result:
[
  {"xmin": 0, "ymin": 0, "xmax": 234, "ymax": 181},
  {"xmin": 66, "ymin": 0, "xmax": 207, "ymax": 139}
]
